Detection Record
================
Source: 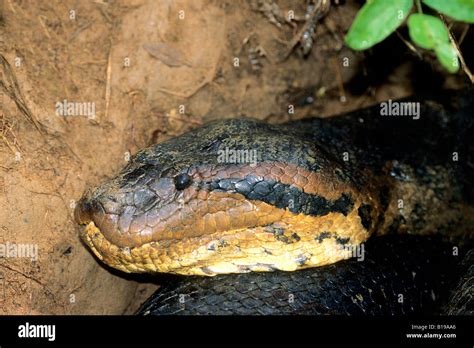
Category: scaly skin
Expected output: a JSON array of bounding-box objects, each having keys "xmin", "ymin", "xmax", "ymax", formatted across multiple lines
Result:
[
  {"xmin": 75, "ymin": 89, "xmax": 474, "ymax": 276},
  {"xmin": 136, "ymin": 236, "xmax": 461, "ymax": 315}
]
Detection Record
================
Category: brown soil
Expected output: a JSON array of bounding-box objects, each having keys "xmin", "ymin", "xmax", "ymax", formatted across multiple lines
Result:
[{"xmin": 0, "ymin": 0, "xmax": 471, "ymax": 314}]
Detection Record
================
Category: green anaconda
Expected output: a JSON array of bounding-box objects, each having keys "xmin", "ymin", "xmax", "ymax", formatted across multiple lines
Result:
[{"xmin": 75, "ymin": 88, "xmax": 474, "ymax": 315}]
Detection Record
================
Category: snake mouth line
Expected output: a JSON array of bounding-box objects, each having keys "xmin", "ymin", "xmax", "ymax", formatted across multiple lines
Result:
[
  {"xmin": 79, "ymin": 221, "xmax": 154, "ymax": 274},
  {"xmin": 79, "ymin": 222, "xmax": 105, "ymax": 261},
  {"xmin": 79, "ymin": 220, "xmax": 190, "ymax": 275}
]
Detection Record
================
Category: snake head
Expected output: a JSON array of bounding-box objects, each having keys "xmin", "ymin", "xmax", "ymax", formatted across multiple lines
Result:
[
  {"xmin": 75, "ymin": 159, "xmax": 193, "ymax": 272},
  {"xmin": 75, "ymin": 119, "xmax": 379, "ymax": 275}
]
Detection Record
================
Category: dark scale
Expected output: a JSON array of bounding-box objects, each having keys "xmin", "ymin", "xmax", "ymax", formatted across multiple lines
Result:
[
  {"xmin": 200, "ymin": 176, "xmax": 355, "ymax": 218},
  {"xmin": 357, "ymin": 204, "xmax": 373, "ymax": 230}
]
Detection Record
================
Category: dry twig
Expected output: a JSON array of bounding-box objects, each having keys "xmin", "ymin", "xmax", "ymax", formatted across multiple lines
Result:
[
  {"xmin": 439, "ymin": 15, "xmax": 474, "ymax": 84},
  {"xmin": 0, "ymin": 55, "xmax": 45, "ymax": 133}
]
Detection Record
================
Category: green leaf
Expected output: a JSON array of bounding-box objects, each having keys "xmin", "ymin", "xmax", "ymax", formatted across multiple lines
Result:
[
  {"xmin": 435, "ymin": 42, "xmax": 460, "ymax": 73},
  {"xmin": 423, "ymin": 0, "xmax": 474, "ymax": 23},
  {"xmin": 408, "ymin": 14, "xmax": 449, "ymax": 49},
  {"xmin": 345, "ymin": 0, "xmax": 413, "ymax": 50}
]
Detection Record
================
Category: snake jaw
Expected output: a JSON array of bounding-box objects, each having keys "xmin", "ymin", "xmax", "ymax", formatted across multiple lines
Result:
[
  {"xmin": 75, "ymin": 197, "xmax": 104, "ymax": 261},
  {"xmin": 79, "ymin": 221, "xmax": 137, "ymax": 274},
  {"xmin": 74, "ymin": 196, "xmax": 92, "ymax": 226},
  {"xmin": 80, "ymin": 222, "xmax": 104, "ymax": 261},
  {"xmin": 75, "ymin": 197, "xmax": 110, "ymax": 263}
]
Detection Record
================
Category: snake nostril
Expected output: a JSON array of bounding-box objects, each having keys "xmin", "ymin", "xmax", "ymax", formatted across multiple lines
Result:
[
  {"xmin": 74, "ymin": 196, "xmax": 108, "ymax": 228},
  {"xmin": 74, "ymin": 198, "xmax": 93, "ymax": 225},
  {"xmin": 75, "ymin": 195, "xmax": 123, "ymax": 242}
]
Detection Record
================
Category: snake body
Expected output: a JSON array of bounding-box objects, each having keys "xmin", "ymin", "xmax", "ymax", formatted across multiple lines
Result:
[
  {"xmin": 75, "ymin": 89, "xmax": 474, "ymax": 314},
  {"xmin": 137, "ymin": 236, "xmax": 461, "ymax": 315}
]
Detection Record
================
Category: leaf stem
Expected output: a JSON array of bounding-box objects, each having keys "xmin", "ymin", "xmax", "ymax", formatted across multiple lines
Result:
[
  {"xmin": 439, "ymin": 14, "xmax": 474, "ymax": 84},
  {"xmin": 416, "ymin": 0, "xmax": 423, "ymax": 13}
]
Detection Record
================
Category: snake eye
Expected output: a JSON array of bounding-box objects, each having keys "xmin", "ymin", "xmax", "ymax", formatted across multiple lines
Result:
[{"xmin": 173, "ymin": 173, "xmax": 192, "ymax": 190}]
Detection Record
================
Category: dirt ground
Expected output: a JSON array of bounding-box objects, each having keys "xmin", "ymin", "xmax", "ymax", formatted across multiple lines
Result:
[{"xmin": 0, "ymin": 0, "xmax": 472, "ymax": 314}]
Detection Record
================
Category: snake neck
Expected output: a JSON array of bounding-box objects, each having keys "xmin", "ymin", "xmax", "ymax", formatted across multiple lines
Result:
[{"xmin": 289, "ymin": 88, "xmax": 474, "ymax": 243}]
